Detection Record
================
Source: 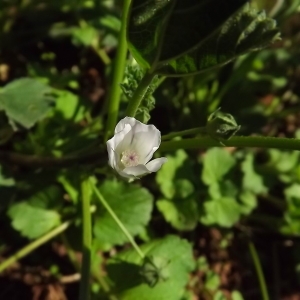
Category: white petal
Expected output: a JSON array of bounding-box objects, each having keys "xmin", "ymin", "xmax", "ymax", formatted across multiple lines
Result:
[
  {"xmin": 116, "ymin": 169, "xmax": 136, "ymax": 179},
  {"xmin": 107, "ymin": 124, "xmax": 132, "ymax": 169},
  {"xmin": 115, "ymin": 117, "xmax": 137, "ymax": 134},
  {"xmin": 123, "ymin": 164, "xmax": 151, "ymax": 177},
  {"xmin": 106, "ymin": 139, "xmax": 118, "ymax": 169},
  {"xmin": 145, "ymin": 158, "xmax": 167, "ymax": 172},
  {"xmin": 108, "ymin": 124, "xmax": 132, "ymax": 150},
  {"xmin": 131, "ymin": 125, "xmax": 161, "ymax": 164}
]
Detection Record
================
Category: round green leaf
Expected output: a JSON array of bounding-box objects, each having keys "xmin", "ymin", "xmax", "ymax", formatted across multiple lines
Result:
[
  {"xmin": 107, "ymin": 235, "xmax": 195, "ymax": 300},
  {"xmin": 0, "ymin": 78, "xmax": 55, "ymax": 128},
  {"xmin": 201, "ymin": 148, "xmax": 236, "ymax": 186},
  {"xmin": 200, "ymin": 197, "xmax": 241, "ymax": 227},
  {"xmin": 156, "ymin": 196, "xmax": 199, "ymax": 231},
  {"xmin": 8, "ymin": 202, "xmax": 60, "ymax": 239},
  {"xmin": 93, "ymin": 180, "xmax": 153, "ymax": 249}
]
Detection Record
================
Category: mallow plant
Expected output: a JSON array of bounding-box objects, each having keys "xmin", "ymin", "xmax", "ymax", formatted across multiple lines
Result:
[{"xmin": 1, "ymin": 1, "xmax": 300, "ymax": 300}]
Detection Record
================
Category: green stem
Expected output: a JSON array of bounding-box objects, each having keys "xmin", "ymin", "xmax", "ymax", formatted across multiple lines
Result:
[
  {"xmin": 125, "ymin": 71, "xmax": 157, "ymax": 117},
  {"xmin": 92, "ymin": 269, "xmax": 119, "ymax": 300},
  {"xmin": 248, "ymin": 241, "xmax": 270, "ymax": 300},
  {"xmin": 160, "ymin": 136, "xmax": 300, "ymax": 152},
  {"xmin": 0, "ymin": 148, "xmax": 104, "ymax": 168},
  {"xmin": 61, "ymin": 233, "xmax": 80, "ymax": 270},
  {"xmin": 79, "ymin": 179, "xmax": 92, "ymax": 300},
  {"xmin": 161, "ymin": 127, "xmax": 206, "ymax": 141},
  {"xmin": 90, "ymin": 177, "xmax": 145, "ymax": 259},
  {"xmin": 104, "ymin": 0, "xmax": 131, "ymax": 140},
  {"xmin": 0, "ymin": 221, "xmax": 71, "ymax": 273},
  {"xmin": 62, "ymin": 228, "xmax": 118, "ymax": 300}
]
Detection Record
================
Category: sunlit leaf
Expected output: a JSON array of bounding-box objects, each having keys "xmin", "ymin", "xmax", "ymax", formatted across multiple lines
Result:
[
  {"xmin": 231, "ymin": 290, "xmax": 245, "ymax": 300},
  {"xmin": 7, "ymin": 186, "xmax": 62, "ymax": 239},
  {"xmin": 205, "ymin": 270, "xmax": 220, "ymax": 291},
  {"xmin": 200, "ymin": 197, "xmax": 241, "ymax": 227},
  {"xmin": 241, "ymin": 153, "xmax": 267, "ymax": 194},
  {"xmin": 201, "ymin": 148, "xmax": 236, "ymax": 186},
  {"xmin": 156, "ymin": 150, "xmax": 194, "ymax": 199},
  {"xmin": 107, "ymin": 235, "xmax": 195, "ymax": 300},
  {"xmin": 0, "ymin": 78, "xmax": 55, "ymax": 128},
  {"xmin": 239, "ymin": 191, "xmax": 257, "ymax": 215},
  {"xmin": 93, "ymin": 180, "xmax": 153, "ymax": 250},
  {"xmin": 157, "ymin": 196, "xmax": 199, "ymax": 231}
]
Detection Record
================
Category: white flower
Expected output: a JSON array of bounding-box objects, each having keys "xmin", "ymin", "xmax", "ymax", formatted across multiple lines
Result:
[{"xmin": 107, "ymin": 117, "xmax": 167, "ymax": 179}]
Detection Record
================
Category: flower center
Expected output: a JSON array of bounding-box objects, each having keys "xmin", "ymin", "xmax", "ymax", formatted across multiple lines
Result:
[{"xmin": 121, "ymin": 149, "xmax": 139, "ymax": 168}]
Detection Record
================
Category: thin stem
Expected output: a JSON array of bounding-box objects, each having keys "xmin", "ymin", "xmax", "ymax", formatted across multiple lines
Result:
[
  {"xmin": 104, "ymin": 0, "xmax": 131, "ymax": 140},
  {"xmin": 61, "ymin": 234, "xmax": 80, "ymax": 270},
  {"xmin": 248, "ymin": 241, "xmax": 270, "ymax": 300},
  {"xmin": 92, "ymin": 269, "xmax": 119, "ymax": 300},
  {"xmin": 125, "ymin": 72, "xmax": 156, "ymax": 117},
  {"xmin": 0, "ymin": 149, "xmax": 104, "ymax": 168},
  {"xmin": 90, "ymin": 177, "xmax": 145, "ymax": 259},
  {"xmin": 0, "ymin": 221, "xmax": 71, "ymax": 273},
  {"xmin": 161, "ymin": 127, "xmax": 206, "ymax": 141},
  {"xmin": 160, "ymin": 136, "xmax": 300, "ymax": 152},
  {"xmin": 62, "ymin": 228, "xmax": 118, "ymax": 300},
  {"xmin": 5, "ymin": 135, "xmax": 300, "ymax": 169},
  {"xmin": 79, "ymin": 178, "xmax": 92, "ymax": 300}
]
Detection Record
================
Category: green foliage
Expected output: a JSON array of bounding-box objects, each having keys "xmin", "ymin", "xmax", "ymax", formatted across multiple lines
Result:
[
  {"xmin": 157, "ymin": 196, "xmax": 199, "ymax": 231},
  {"xmin": 197, "ymin": 149, "xmax": 263, "ymax": 227},
  {"xmin": 156, "ymin": 150, "xmax": 199, "ymax": 230},
  {"xmin": 7, "ymin": 186, "xmax": 62, "ymax": 239},
  {"xmin": 0, "ymin": 78, "xmax": 55, "ymax": 128},
  {"xmin": 281, "ymin": 184, "xmax": 300, "ymax": 235},
  {"xmin": 93, "ymin": 180, "xmax": 153, "ymax": 250},
  {"xmin": 206, "ymin": 108, "xmax": 241, "ymax": 143},
  {"xmin": 128, "ymin": 0, "xmax": 247, "ymax": 69},
  {"xmin": 200, "ymin": 197, "xmax": 242, "ymax": 227},
  {"xmin": 241, "ymin": 153, "xmax": 267, "ymax": 194},
  {"xmin": 121, "ymin": 66, "xmax": 159, "ymax": 123},
  {"xmin": 0, "ymin": 0, "xmax": 299, "ymax": 299},
  {"xmin": 128, "ymin": 1, "xmax": 280, "ymax": 75},
  {"xmin": 202, "ymin": 148, "xmax": 236, "ymax": 185},
  {"xmin": 107, "ymin": 235, "xmax": 195, "ymax": 300}
]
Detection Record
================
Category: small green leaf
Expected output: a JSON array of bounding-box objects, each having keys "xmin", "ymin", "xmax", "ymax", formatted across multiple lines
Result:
[
  {"xmin": 200, "ymin": 197, "xmax": 241, "ymax": 227},
  {"xmin": 8, "ymin": 203, "xmax": 60, "ymax": 239},
  {"xmin": 197, "ymin": 256, "xmax": 209, "ymax": 272},
  {"xmin": 267, "ymin": 149, "xmax": 299, "ymax": 173},
  {"xmin": 281, "ymin": 184, "xmax": 300, "ymax": 235},
  {"xmin": 107, "ymin": 235, "xmax": 195, "ymax": 300},
  {"xmin": 93, "ymin": 180, "xmax": 153, "ymax": 250},
  {"xmin": 205, "ymin": 270, "xmax": 220, "ymax": 291},
  {"xmin": 242, "ymin": 153, "xmax": 267, "ymax": 194},
  {"xmin": 201, "ymin": 148, "xmax": 236, "ymax": 186},
  {"xmin": 72, "ymin": 25, "xmax": 98, "ymax": 46},
  {"xmin": 239, "ymin": 191, "xmax": 257, "ymax": 215},
  {"xmin": 156, "ymin": 150, "xmax": 192, "ymax": 199},
  {"xmin": 231, "ymin": 290, "xmax": 244, "ymax": 300},
  {"xmin": 0, "ymin": 78, "xmax": 55, "ymax": 128},
  {"xmin": 121, "ymin": 66, "xmax": 158, "ymax": 123},
  {"xmin": 53, "ymin": 90, "xmax": 86, "ymax": 122},
  {"xmin": 213, "ymin": 291, "xmax": 227, "ymax": 300},
  {"xmin": 157, "ymin": 196, "xmax": 199, "ymax": 231},
  {"xmin": 7, "ymin": 186, "xmax": 62, "ymax": 239}
]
